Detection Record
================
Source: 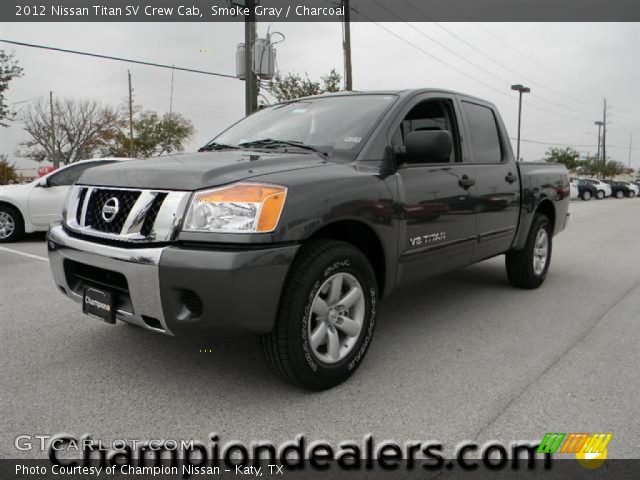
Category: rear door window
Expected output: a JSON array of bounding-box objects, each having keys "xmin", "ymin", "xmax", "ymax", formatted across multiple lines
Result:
[{"xmin": 461, "ymin": 101, "xmax": 503, "ymax": 164}]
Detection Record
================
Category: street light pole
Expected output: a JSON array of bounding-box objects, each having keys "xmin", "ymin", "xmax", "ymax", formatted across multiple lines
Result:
[{"xmin": 511, "ymin": 84, "xmax": 531, "ymax": 162}]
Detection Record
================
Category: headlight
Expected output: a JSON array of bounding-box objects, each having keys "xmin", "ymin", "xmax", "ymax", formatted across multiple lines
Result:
[{"xmin": 183, "ymin": 183, "xmax": 287, "ymax": 233}]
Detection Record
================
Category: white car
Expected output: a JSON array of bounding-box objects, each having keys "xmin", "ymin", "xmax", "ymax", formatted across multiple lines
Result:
[
  {"xmin": 580, "ymin": 179, "xmax": 612, "ymax": 199},
  {"xmin": 621, "ymin": 181, "xmax": 639, "ymax": 197},
  {"xmin": 569, "ymin": 180, "xmax": 579, "ymax": 199},
  {"xmin": 0, "ymin": 158, "xmax": 127, "ymax": 242}
]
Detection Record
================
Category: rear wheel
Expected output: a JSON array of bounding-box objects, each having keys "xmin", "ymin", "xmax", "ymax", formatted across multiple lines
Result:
[
  {"xmin": 615, "ymin": 190, "xmax": 624, "ymax": 199},
  {"xmin": 581, "ymin": 190, "xmax": 591, "ymax": 201},
  {"xmin": 596, "ymin": 190, "xmax": 605, "ymax": 199},
  {"xmin": 260, "ymin": 240, "xmax": 378, "ymax": 390},
  {"xmin": 628, "ymin": 191, "xmax": 635, "ymax": 198},
  {"xmin": 505, "ymin": 213, "xmax": 552, "ymax": 289},
  {"xmin": 0, "ymin": 205, "xmax": 24, "ymax": 243}
]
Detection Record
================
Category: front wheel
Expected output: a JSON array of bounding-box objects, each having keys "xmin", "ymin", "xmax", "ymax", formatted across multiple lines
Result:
[
  {"xmin": 629, "ymin": 191, "xmax": 636, "ymax": 198},
  {"xmin": 581, "ymin": 190, "xmax": 592, "ymax": 201},
  {"xmin": 596, "ymin": 190, "xmax": 605, "ymax": 199},
  {"xmin": 0, "ymin": 205, "xmax": 25, "ymax": 243},
  {"xmin": 615, "ymin": 190, "xmax": 624, "ymax": 199},
  {"xmin": 505, "ymin": 213, "xmax": 552, "ymax": 289},
  {"xmin": 260, "ymin": 240, "xmax": 378, "ymax": 390}
]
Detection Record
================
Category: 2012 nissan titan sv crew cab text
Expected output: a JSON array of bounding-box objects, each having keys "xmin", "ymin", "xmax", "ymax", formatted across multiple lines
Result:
[{"xmin": 47, "ymin": 90, "xmax": 570, "ymax": 390}]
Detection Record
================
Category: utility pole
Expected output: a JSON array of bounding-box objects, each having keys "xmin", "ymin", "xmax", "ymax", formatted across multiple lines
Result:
[
  {"xmin": 169, "ymin": 65, "xmax": 175, "ymax": 116},
  {"xmin": 511, "ymin": 84, "xmax": 530, "ymax": 162},
  {"xmin": 343, "ymin": 0, "xmax": 353, "ymax": 91},
  {"xmin": 244, "ymin": 0, "xmax": 258, "ymax": 115},
  {"xmin": 128, "ymin": 70, "xmax": 134, "ymax": 158},
  {"xmin": 601, "ymin": 97, "xmax": 607, "ymax": 177},
  {"xmin": 594, "ymin": 121, "xmax": 603, "ymax": 160},
  {"xmin": 49, "ymin": 91, "xmax": 58, "ymax": 168}
]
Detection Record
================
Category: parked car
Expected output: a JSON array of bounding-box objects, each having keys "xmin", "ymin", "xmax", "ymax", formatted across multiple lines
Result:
[
  {"xmin": 569, "ymin": 180, "xmax": 579, "ymax": 199},
  {"xmin": 47, "ymin": 90, "xmax": 570, "ymax": 390},
  {"xmin": 620, "ymin": 181, "xmax": 638, "ymax": 197},
  {"xmin": 579, "ymin": 178, "xmax": 612, "ymax": 199},
  {"xmin": 0, "ymin": 158, "xmax": 128, "ymax": 242},
  {"xmin": 573, "ymin": 179, "xmax": 598, "ymax": 201},
  {"xmin": 603, "ymin": 180, "xmax": 634, "ymax": 198}
]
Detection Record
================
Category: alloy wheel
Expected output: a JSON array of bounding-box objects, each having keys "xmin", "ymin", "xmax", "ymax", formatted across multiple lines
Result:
[
  {"xmin": 307, "ymin": 272, "xmax": 365, "ymax": 364},
  {"xmin": 0, "ymin": 211, "xmax": 16, "ymax": 240}
]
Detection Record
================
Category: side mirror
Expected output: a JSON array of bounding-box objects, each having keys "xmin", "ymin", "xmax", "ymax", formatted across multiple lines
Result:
[
  {"xmin": 37, "ymin": 177, "xmax": 50, "ymax": 188},
  {"xmin": 404, "ymin": 130, "xmax": 452, "ymax": 163}
]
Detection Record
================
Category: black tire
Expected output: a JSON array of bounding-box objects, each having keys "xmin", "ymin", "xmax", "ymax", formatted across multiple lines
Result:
[
  {"xmin": 615, "ymin": 190, "xmax": 624, "ymax": 199},
  {"xmin": 0, "ymin": 204, "xmax": 25, "ymax": 243},
  {"xmin": 260, "ymin": 240, "xmax": 378, "ymax": 390},
  {"xmin": 505, "ymin": 213, "xmax": 552, "ymax": 289},
  {"xmin": 629, "ymin": 191, "xmax": 635, "ymax": 198},
  {"xmin": 596, "ymin": 190, "xmax": 605, "ymax": 200},
  {"xmin": 580, "ymin": 191, "xmax": 591, "ymax": 201}
]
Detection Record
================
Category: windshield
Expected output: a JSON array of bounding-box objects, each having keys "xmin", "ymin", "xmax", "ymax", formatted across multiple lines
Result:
[{"xmin": 207, "ymin": 95, "xmax": 398, "ymax": 157}]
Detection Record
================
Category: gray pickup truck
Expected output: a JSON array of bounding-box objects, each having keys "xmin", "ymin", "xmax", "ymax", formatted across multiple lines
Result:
[{"xmin": 48, "ymin": 90, "xmax": 569, "ymax": 390}]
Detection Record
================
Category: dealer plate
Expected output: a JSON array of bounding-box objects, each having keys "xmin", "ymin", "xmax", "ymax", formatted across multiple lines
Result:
[{"xmin": 82, "ymin": 286, "xmax": 116, "ymax": 324}]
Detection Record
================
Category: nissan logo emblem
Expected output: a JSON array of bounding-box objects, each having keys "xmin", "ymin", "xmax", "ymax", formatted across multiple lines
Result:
[{"xmin": 101, "ymin": 197, "xmax": 120, "ymax": 223}]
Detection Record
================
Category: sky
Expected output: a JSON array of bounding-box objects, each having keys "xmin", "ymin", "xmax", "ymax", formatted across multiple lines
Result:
[{"xmin": 1, "ymin": 21, "xmax": 639, "ymax": 173}]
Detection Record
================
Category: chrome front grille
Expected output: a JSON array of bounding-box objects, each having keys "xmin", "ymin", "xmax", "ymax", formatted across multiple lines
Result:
[
  {"xmin": 64, "ymin": 186, "xmax": 191, "ymax": 243},
  {"xmin": 85, "ymin": 189, "xmax": 141, "ymax": 234}
]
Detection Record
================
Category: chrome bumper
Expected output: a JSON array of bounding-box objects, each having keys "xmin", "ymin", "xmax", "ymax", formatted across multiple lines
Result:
[{"xmin": 47, "ymin": 224, "xmax": 173, "ymax": 335}]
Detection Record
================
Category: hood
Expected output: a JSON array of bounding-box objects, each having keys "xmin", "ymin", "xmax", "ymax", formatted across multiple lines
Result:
[
  {"xmin": 0, "ymin": 183, "xmax": 30, "ymax": 195},
  {"xmin": 76, "ymin": 150, "xmax": 332, "ymax": 190}
]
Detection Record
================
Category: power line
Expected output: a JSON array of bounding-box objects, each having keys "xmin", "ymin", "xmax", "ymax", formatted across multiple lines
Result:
[
  {"xmin": 363, "ymin": 2, "xmax": 596, "ymax": 124},
  {"xmin": 0, "ymin": 39, "xmax": 237, "ymax": 79},
  {"xmin": 397, "ymin": 0, "xmax": 602, "ymax": 116},
  {"xmin": 509, "ymin": 136, "xmax": 639, "ymax": 150},
  {"xmin": 435, "ymin": 1, "xmax": 639, "ymax": 124},
  {"xmin": 362, "ymin": 18, "xmax": 591, "ymax": 123}
]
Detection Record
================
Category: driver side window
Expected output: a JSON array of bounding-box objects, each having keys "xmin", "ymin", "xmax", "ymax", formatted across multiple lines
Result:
[{"xmin": 391, "ymin": 99, "xmax": 460, "ymax": 163}]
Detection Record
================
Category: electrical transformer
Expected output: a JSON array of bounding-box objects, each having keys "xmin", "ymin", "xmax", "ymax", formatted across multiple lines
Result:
[
  {"xmin": 253, "ymin": 38, "xmax": 276, "ymax": 79},
  {"xmin": 236, "ymin": 39, "xmax": 276, "ymax": 80},
  {"xmin": 236, "ymin": 43, "xmax": 246, "ymax": 80}
]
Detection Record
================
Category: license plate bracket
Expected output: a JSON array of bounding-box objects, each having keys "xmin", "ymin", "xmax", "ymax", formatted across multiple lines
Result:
[{"xmin": 82, "ymin": 286, "xmax": 116, "ymax": 324}]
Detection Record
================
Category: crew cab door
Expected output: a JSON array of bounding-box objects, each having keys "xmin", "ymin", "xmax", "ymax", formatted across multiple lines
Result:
[
  {"xmin": 28, "ymin": 162, "xmax": 106, "ymax": 226},
  {"xmin": 391, "ymin": 95, "xmax": 477, "ymax": 285},
  {"xmin": 458, "ymin": 99, "xmax": 520, "ymax": 261}
]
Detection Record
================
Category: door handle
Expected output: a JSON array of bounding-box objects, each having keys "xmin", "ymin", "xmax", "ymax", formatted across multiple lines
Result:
[
  {"xmin": 505, "ymin": 172, "xmax": 518, "ymax": 184},
  {"xmin": 458, "ymin": 175, "xmax": 475, "ymax": 190}
]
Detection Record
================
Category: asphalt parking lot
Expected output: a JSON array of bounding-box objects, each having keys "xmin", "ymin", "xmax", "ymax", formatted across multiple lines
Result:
[{"xmin": 1, "ymin": 198, "xmax": 639, "ymax": 459}]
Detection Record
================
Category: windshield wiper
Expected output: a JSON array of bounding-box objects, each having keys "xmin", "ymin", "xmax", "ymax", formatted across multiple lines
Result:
[
  {"xmin": 198, "ymin": 142, "xmax": 240, "ymax": 152},
  {"xmin": 238, "ymin": 139, "xmax": 327, "ymax": 156}
]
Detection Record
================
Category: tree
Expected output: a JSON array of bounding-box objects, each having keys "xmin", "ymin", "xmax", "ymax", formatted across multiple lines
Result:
[
  {"xmin": 544, "ymin": 147, "xmax": 582, "ymax": 171},
  {"xmin": 103, "ymin": 111, "xmax": 194, "ymax": 158},
  {"xmin": 601, "ymin": 160, "xmax": 626, "ymax": 179},
  {"xmin": 0, "ymin": 154, "xmax": 19, "ymax": 185},
  {"xmin": 17, "ymin": 97, "xmax": 124, "ymax": 167},
  {"xmin": 265, "ymin": 68, "xmax": 342, "ymax": 103},
  {"xmin": 577, "ymin": 155, "xmax": 601, "ymax": 177},
  {"xmin": 0, "ymin": 50, "xmax": 24, "ymax": 127}
]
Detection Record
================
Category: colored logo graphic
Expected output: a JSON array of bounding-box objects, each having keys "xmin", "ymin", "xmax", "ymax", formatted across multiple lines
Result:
[{"xmin": 537, "ymin": 432, "xmax": 612, "ymax": 469}]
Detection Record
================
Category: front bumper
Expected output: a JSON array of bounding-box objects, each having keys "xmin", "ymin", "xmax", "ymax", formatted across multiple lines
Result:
[{"xmin": 47, "ymin": 224, "xmax": 299, "ymax": 336}]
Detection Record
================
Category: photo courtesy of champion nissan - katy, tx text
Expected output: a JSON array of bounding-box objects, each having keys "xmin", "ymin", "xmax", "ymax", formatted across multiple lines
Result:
[{"xmin": 47, "ymin": 90, "xmax": 570, "ymax": 390}]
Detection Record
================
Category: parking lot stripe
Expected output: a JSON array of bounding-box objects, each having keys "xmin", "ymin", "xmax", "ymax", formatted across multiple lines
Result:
[{"xmin": 0, "ymin": 246, "xmax": 49, "ymax": 262}]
